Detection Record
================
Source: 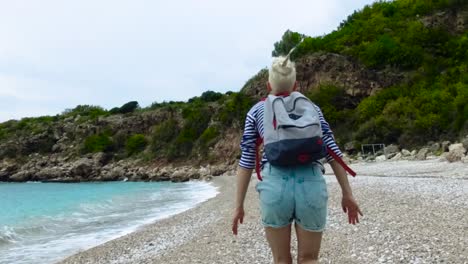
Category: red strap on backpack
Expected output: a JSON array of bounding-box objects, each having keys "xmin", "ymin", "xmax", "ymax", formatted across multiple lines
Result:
[
  {"xmin": 327, "ymin": 147, "xmax": 356, "ymax": 177},
  {"xmin": 255, "ymin": 97, "xmax": 268, "ymax": 181},
  {"xmin": 254, "ymin": 144, "xmax": 356, "ymax": 181},
  {"xmin": 255, "ymin": 137, "xmax": 264, "ymax": 181}
]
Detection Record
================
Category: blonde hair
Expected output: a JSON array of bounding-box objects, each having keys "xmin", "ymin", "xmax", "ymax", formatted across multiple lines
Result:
[{"xmin": 268, "ymin": 56, "xmax": 296, "ymax": 93}]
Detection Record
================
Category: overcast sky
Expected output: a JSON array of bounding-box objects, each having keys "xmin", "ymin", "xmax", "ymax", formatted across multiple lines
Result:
[{"xmin": 0, "ymin": 0, "xmax": 376, "ymax": 121}]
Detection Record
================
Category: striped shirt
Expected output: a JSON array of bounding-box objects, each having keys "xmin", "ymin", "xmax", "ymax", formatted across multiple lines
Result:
[{"xmin": 239, "ymin": 100, "xmax": 343, "ymax": 170}]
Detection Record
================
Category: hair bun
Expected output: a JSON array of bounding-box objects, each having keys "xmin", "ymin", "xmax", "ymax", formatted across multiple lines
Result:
[
  {"xmin": 268, "ymin": 56, "xmax": 296, "ymax": 93},
  {"xmin": 271, "ymin": 59, "xmax": 294, "ymax": 76}
]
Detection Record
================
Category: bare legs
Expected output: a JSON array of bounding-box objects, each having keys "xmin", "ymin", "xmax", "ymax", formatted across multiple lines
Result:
[
  {"xmin": 296, "ymin": 224, "xmax": 322, "ymax": 264},
  {"xmin": 265, "ymin": 225, "xmax": 292, "ymax": 264},
  {"xmin": 265, "ymin": 224, "xmax": 322, "ymax": 264}
]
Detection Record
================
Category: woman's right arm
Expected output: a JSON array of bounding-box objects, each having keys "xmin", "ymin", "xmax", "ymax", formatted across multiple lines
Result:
[
  {"xmin": 232, "ymin": 166, "xmax": 252, "ymax": 235},
  {"xmin": 232, "ymin": 107, "xmax": 258, "ymax": 235},
  {"xmin": 235, "ymin": 166, "xmax": 253, "ymax": 209}
]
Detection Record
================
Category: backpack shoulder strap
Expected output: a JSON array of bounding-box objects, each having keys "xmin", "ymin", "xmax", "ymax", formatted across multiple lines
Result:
[
  {"xmin": 255, "ymin": 135, "xmax": 263, "ymax": 181},
  {"xmin": 254, "ymin": 99, "xmax": 266, "ymax": 181},
  {"xmin": 327, "ymin": 147, "xmax": 356, "ymax": 177}
]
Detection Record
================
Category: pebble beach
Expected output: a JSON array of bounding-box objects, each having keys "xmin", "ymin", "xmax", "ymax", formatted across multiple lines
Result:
[{"xmin": 59, "ymin": 160, "xmax": 468, "ymax": 264}]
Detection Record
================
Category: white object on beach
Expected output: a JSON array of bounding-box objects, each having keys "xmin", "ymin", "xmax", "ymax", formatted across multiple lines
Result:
[{"xmin": 375, "ymin": 155, "xmax": 387, "ymax": 162}]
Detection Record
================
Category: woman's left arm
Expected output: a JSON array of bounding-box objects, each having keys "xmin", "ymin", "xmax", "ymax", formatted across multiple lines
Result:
[
  {"xmin": 329, "ymin": 160, "xmax": 363, "ymax": 225},
  {"xmin": 314, "ymin": 104, "xmax": 363, "ymax": 224}
]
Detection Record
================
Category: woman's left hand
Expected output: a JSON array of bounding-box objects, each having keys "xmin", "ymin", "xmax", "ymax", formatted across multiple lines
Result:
[{"xmin": 342, "ymin": 195, "xmax": 363, "ymax": 225}]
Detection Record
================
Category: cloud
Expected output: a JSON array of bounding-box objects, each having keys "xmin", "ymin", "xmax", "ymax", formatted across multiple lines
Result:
[{"xmin": 0, "ymin": 0, "xmax": 376, "ymax": 121}]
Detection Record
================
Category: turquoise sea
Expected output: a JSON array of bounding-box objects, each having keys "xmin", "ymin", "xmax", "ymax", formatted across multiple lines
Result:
[{"xmin": 0, "ymin": 181, "xmax": 218, "ymax": 264}]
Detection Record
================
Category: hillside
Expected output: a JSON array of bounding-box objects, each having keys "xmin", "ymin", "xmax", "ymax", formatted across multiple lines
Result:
[
  {"xmin": 0, "ymin": 0, "xmax": 467, "ymax": 182},
  {"xmin": 244, "ymin": 0, "xmax": 468, "ymax": 147}
]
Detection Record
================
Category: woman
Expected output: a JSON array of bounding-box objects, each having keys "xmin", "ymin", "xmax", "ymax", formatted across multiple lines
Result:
[{"xmin": 232, "ymin": 56, "xmax": 362, "ymax": 264}]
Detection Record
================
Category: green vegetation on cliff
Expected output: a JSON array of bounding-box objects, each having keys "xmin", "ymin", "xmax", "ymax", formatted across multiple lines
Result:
[
  {"xmin": 273, "ymin": 0, "xmax": 467, "ymax": 146},
  {"xmin": 0, "ymin": 0, "xmax": 466, "ymax": 162},
  {"xmin": 83, "ymin": 133, "xmax": 114, "ymax": 153},
  {"xmin": 150, "ymin": 91, "xmax": 252, "ymax": 160},
  {"xmin": 126, "ymin": 134, "xmax": 148, "ymax": 156}
]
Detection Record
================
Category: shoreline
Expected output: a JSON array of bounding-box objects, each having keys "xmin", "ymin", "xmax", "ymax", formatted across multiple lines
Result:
[
  {"xmin": 0, "ymin": 180, "xmax": 219, "ymax": 264},
  {"xmin": 59, "ymin": 160, "xmax": 468, "ymax": 264},
  {"xmin": 57, "ymin": 175, "xmax": 238, "ymax": 264}
]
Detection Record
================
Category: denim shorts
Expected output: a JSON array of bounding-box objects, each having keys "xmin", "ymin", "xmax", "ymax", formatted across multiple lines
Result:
[{"xmin": 255, "ymin": 163, "xmax": 328, "ymax": 232}]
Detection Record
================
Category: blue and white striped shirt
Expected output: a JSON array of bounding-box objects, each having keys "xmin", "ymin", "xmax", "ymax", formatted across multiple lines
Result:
[{"xmin": 239, "ymin": 101, "xmax": 343, "ymax": 169}]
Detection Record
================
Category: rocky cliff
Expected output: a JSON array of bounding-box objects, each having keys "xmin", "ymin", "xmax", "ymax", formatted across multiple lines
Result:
[
  {"xmin": 1, "ymin": 1, "xmax": 467, "ymax": 182},
  {"xmin": 241, "ymin": 52, "xmax": 404, "ymax": 100}
]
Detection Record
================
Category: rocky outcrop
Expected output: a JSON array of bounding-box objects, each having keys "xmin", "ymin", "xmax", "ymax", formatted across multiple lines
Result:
[
  {"xmin": 211, "ymin": 128, "xmax": 242, "ymax": 163},
  {"xmin": 446, "ymin": 143, "xmax": 466, "ymax": 163},
  {"xmin": 416, "ymin": 148, "xmax": 430, "ymax": 160},
  {"xmin": 70, "ymin": 158, "xmax": 96, "ymax": 178},
  {"xmin": 295, "ymin": 53, "xmax": 403, "ymax": 97},
  {"xmin": 390, "ymin": 153, "xmax": 402, "ymax": 161},
  {"xmin": 375, "ymin": 155, "xmax": 387, "ymax": 162},
  {"xmin": 10, "ymin": 171, "xmax": 33, "ymax": 182},
  {"xmin": 0, "ymin": 161, "xmax": 17, "ymax": 181},
  {"xmin": 349, "ymin": 139, "xmax": 468, "ymax": 164},
  {"xmin": 441, "ymin": 141, "xmax": 451, "ymax": 152},
  {"xmin": 0, "ymin": 110, "xmax": 174, "ymax": 161},
  {"xmin": 428, "ymin": 142, "xmax": 441, "ymax": 153},
  {"xmin": 0, "ymin": 133, "xmax": 56, "ymax": 158},
  {"xmin": 462, "ymin": 156, "xmax": 468, "ymax": 163},
  {"xmin": 240, "ymin": 69, "xmax": 268, "ymax": 100},
  {"xmin": 385, "ymin": 144, "xmax": 400, "ymax": 156},
  {"xmin": 462, "ymin": 136, "xmax": 468, "ymax": 151},
  {"xmin": 344, "ymin": 141, "xmax": 358, "ymax": 154},
  {"xmin": 0, "ymin": 153, "xmax": 232, "ymax": 183},
  {"xmin": 420, "ymin": 7, "xmax": 468, "ymax": 35},
  {"xmin": 241, "ymin": 53, "xmax": 404, "ymax": 100},
  {"xmin": 401, "ymin": 149, "xmax": 411, "ymax": 157}
]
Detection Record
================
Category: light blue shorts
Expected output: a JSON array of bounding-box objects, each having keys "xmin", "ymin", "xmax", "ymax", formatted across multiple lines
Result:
[{"xmin": 256, "ymin": 163, "xmax": 328, "ymax": 232}]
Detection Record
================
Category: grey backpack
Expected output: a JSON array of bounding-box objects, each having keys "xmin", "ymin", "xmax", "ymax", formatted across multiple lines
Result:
[{"xmin": 263, "ymin": 91, "xmax": 327, "ymax": 166}]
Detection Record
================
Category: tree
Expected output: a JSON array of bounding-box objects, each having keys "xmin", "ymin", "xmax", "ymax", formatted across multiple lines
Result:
[
  {"xmin": 200, "ymin": 91, "xmax": 223, "ymax": 102},
  {"xmin": 109, "ymin": 101, "xmax": 140, "ymax": 114},
  {"xmin": 119, "ymin": 101, "xmax": 139, "ymax": 114},
  {"xmin": 272, "ymin": 30, "xmax": 305, "ymax": 57}
]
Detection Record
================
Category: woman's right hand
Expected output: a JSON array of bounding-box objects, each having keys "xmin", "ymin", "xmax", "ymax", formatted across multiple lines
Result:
[{"xmin": 231, "ymin": 206, "xmax": 245, "ymax": 235}]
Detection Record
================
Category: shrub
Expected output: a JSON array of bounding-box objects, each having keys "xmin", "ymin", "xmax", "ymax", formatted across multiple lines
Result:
[
  {"xmin": 453, "ymin": 82, "xmax": 468, "ymax": 130},
  {"xmin": 83, "ymin": 133, "xmax": 114, "ymax": 153},
  {"xmin": 112, "ymin": 131, "xmax": 128, "ymax": 151},
  {"xmin": 109, "ymin": 101, "xmax": 140, "ymax": 114},
  {"xmin": 0, "ymin": 128, "xmax": 5, "ymax": 141},
  {"xmin": 63, "ymin": 105, "xmax": 107, "ymax": 119},
  {"xmin": 170, "ymin": 131, "xmax": 195, "ymax": 159},
  {"xmin": 305, "ymin": 85, "xmax": 354, "ymax": 126},
  {"xmin": 200, "ymin": 91, "xmax": 223, "ymax": 102},
  {"xmin": 217, "ymin": 92, "xmax": 254, "ymax": 126},
  {"xmin": 119, "ymin": 101, "xmax": 139, "ymax": 114},
  {"xmin": 0, "ymin": 144, "xmax": 18, "ymax": 159},
  {"xmin": 359, "ymin": 35, "xmax": 400, "ymax": 68},
  {"xmin": 150, "ymin": 119, "xmax": 179, "ymax": 156},
  {"xmin": 108, "ymin": 107, "xmax": 121, "ymax": 114},
  {"xmin": 198, "ymin": 126, "xmax": 220, "ymax": 147},
  {"xmin": 29, "ymin": 134, "xmax": 56, "ymax": 154},
  {"xmin": 146, "ymin": 101, "xmax": 185, "ymax": 111},
  {"xmin": 169, "ymin": 106, "xmax": 213, "ymax": 158},
  {"xmin": 125, "ymin": 134, "xmax": 148, "ymax": 156},
  {"xmin": 181, "ymin": 106, "xmax": 212, "ymax": 136}
]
